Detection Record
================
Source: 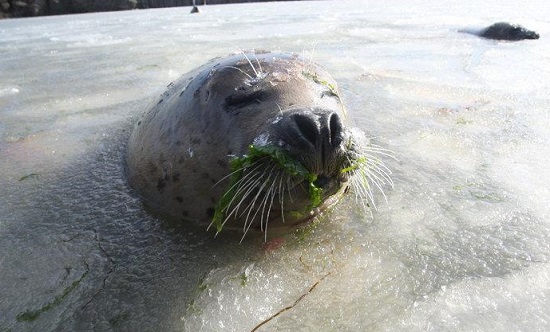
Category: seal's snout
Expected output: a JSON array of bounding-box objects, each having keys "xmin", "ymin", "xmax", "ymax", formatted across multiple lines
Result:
[
  {"xmin": 279, "ymin": 108, "xmax": 345, "ymax": 157},
  {"xmin": 272, "ymin": 107, "xmax": 347, "ymax": 179},
  {"xmin": 293, "ymin": 110, "xmax": 344, "ymax": 150}
]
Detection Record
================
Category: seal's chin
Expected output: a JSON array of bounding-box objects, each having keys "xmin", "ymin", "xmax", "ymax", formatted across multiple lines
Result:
[
  {"xmin": 270, "ymin": 174, "xmax": 347, "ymax": 213},
  {"xmin": 267, "ymin": 176, "xmax": 350, "ymax": 227}
]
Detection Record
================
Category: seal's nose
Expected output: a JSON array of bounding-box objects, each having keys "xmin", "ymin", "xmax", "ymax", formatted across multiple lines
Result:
[
  {"xmin": 273, "ymin": 108, "xmax": 345, "ymax": 171},
  {"xmin": 292, "ymin": 110, "xmax": 344, "ymax": 151},
  {"xmin": 293, "ymin": 112, "xmax": 344, "ymax": 147}
]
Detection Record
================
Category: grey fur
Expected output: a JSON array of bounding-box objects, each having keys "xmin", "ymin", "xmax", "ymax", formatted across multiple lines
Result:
[{"xmin": 126, "ymin": 52, "xmax": 351, "ymax": 231}]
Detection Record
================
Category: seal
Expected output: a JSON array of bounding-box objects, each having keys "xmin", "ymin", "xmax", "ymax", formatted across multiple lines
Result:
[
  {"xmin": 463, "ymin": 22, "xmax": 540, "ymax": 41},
  {"xmin": 126, "ymin": 51, "xmax": 392, "ymax": 239}
]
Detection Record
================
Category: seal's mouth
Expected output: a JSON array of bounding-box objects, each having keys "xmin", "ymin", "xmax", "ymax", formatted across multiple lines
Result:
[
  {"xmin": 209, "ymin": 145, "xmax": 334, "ymax": 237},
  {"xmin": 209, "ymin": 139, "xmax": 394, "ymax": 241}
]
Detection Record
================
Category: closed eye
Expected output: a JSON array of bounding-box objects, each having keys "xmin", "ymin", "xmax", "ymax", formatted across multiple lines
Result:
[{"xmin": 224, "ymin": 90, "xmax": 269, "ymax": 114}]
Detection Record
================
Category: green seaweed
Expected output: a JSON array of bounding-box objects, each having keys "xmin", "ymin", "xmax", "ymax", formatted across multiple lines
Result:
[
  {"xmin": 302, "ymin": 71, "xmax": 339, "ymax": 98},
  {"xmin": 340, "ymin": 156, "xmax": 367, "ymax": 174},
  {"xmin": 212, "ymin": 145, "xmax": 322, "ymax": 233},
  {"xmin": 238, "ymin": 272, "xmax": 248, "ymax": 286},
  {"xmin": 16, "ymin": 269, "xmax": 88, "ymax": 322},
  {"xmin": 18, "ymin": 173, "xmax": 39, "ymax": 182}
]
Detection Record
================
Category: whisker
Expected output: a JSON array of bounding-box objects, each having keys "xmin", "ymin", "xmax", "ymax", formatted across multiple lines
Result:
[
  {"xmin": 362, "ymin": 145, "xmax": 397, "ymax": 159},
  {"xmin": 225, "ymin": 172, "xmax": 264, "ymax": 221},
  {"xmin": 223, "ymin": 65, "xmax": 253, "ymax": 80},
  {"xmin": 353, "ymin": 173, "xmax": 376, "ymax": 209},
  {"xmin": 216, "ymin": 163, "xmax": 269, "ymax": 232},
  {"xmin": 360, "ymin": 168, "xmax": 388, "ymax": 205},
  {"xmin": 278, "ymin": 172, "xmax": 286, "ymax": 224},
  {"xmin": 213, "ymin": 159, "xmax": 263, "ymax": 187},
  {"xmin": 263, "ymin": 170, "xmax": 284, "ymax": 233},
  {"xmin": 217, "ymin": 164, "xmax": 266, "ymax": 220},
  {"xmin": 241, "ymin": 52, "xmax": 260, "ymax": 78},
  {"xmin": 258, "ymin": 166, "xmax": 279, "ymax": 232},
  {"xmin": 241, "ymin": 164, "xmax": 277, "ymax": 233},
  {"xmin": 252, "ymin": 51, "xmax": 263, "ymax": 77}
]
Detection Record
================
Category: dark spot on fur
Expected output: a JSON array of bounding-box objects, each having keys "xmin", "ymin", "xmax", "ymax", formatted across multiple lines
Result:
[
  {"xmin": 137, "ymin": 121, "xmax": 141, "ymax": 126},
  {"xmin": 178, "ymin": 156, "xmax": 184, "ymax": 164},
  {"xmin": 206, "ymin": 207, "xmax": 215, "ymax": 218},
  {"xmin": 191, "ymin": 167, "xmax": 198, "ymax": 173},
  {"xmin": 182, "ymin": 210, "xmax": 189, "ymax": 217},
  {"xmin": 172, "ymin": 172, "xmax": 181, "ymax": 182},
  {"xmin": 194, "ymin": 88, "xmax": 201, "ymax": 98},
  {"xmin": 148, "ymin": 161, "xmax": 158, "ymax": 174},
  {"xmin": 210, "ymin": 197, "xmax": 216, "ymax": 203},
  {"xmin": 191, "ymin": 137, "xmax": 201, "ymax": 145},
  {"xmin": 157, "ymin": 178, "xmax": 166, "ymax": 192},
  {"xmin": 157, "ymin": 98, "xmax": 164, "ymax": 105},
  {"xmin": 176, "ymin": 140, "xmax": 182, "ymax": 146},
  {"xmin": 227, "ymin": 149, "xmax": 233, "ymax": 155},
  {"xmin": 205, "ymin": 90, "xmax": 210, "ymax": 101},
  {"xmin": 217, "ymin": 159, "xmax": 228, "ymax": 168},
  {"xmin": 175, "ymin": 196, "xmax": 183, "ymax": 203},
  {"xmin": 201, "ymin": 172, "xmax": 209, "ymax": 179},
  {"xmin": 211, "ymin": 178, "xmax": 218, "ymax": 184},
  {"xmin": 179, "ymin": 89, "xmax": 185, "ymax": 97}
]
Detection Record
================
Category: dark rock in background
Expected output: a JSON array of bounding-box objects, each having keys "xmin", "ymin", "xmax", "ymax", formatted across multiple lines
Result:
[
  {"xmin": 479, "ymin": 22, "xmax": 540, "ymax": 41},
  {"xmin": 0, "ymin": 0, "xmax": 303, "ymax": 18}
]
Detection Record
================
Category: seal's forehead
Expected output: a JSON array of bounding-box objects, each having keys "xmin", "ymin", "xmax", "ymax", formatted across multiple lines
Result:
[
  {"xmin": 193, "ymin": 52, "xmax": 344, "ymax": 118},
  {"xmin": 206, "ymin": 53, "xmax": 336, "ymax": 90},
  {"xmin": 210, "ymin": 52, "xmax": 315, "ymax": 77}
]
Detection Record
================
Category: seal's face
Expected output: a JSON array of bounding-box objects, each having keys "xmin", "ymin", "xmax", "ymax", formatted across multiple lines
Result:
[
  {"xmin": 213, "ymin": 107, "xmax": 354, "ymax": 236},
  {"xmin": 126, "ymin": 52, "xmax": 392, "ymax": 239}
]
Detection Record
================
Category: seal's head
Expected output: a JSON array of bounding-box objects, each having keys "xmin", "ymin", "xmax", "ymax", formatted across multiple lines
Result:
[{"xmin": 126, "ymin": 51, "xmax": 392, "ymax": 239}]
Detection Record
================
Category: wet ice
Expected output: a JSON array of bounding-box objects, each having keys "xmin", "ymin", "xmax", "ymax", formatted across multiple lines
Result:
[{"xmin": 1, "ymin": 0, "xmax": 549, "ymax": 331}]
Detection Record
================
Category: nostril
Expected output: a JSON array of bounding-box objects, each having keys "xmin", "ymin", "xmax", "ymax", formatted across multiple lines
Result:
[
  {"xmin": 313, "ymin": 175, "xmax": 330, "ymax": 189},
  {"xmin": 329, "ymin": 112, "xmax": 343, "ymax": 147},
  {"xmin": 294, "ymin": 113, "xmax": 319, "ymax": 146}
]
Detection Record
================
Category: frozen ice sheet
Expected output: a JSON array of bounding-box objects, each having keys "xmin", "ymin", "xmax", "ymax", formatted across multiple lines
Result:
[{"xmin": 1, "ymin": 0, "xmax": 549, "ymax": 331}]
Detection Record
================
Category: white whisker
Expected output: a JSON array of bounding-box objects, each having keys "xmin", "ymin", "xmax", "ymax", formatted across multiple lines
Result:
[
  {"xmin": 346, "ymin": 145, "xmax": 395, "ymax": 213},
  {"xmin": 213, "ymin": 159, "xmax": 263, "ymax": 187},
  {"xmin": 240, "ymin": 164, "xmax": 277, "ymax": 235},
  {"xmin": 252, "ymin": 51, "xmax": 263, "ymax": 77},
  {"xmin": 278, "ymin": 173, "xmax": 286, "ymax": 224},
  {"xmin": 261, "ymin": 171, "xmax": 282, "ymax": 240},
  {"xmin": 223, "ymin": 65, "xmax": 253, "ymax": 80},
  {"xmin": 241, "ymin": 52, "xmax": 260, "ymax": 78}
]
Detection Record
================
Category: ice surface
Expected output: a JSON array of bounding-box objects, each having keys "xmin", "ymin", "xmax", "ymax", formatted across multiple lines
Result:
[{"xmin": 1, "ymin": 0, "xmax": 549, "ymax": 331}]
